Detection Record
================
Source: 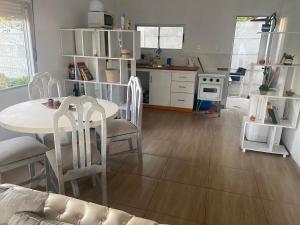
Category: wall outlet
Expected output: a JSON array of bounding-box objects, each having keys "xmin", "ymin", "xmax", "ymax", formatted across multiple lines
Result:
[{"xmin": 196, "ymin": 44, "xmax": 201, "ymax": 50}]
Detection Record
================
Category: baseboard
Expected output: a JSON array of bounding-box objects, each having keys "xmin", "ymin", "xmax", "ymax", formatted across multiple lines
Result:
[{"xmin": 143, "ymin": 104, "xmax": 193, "ymax": 113}]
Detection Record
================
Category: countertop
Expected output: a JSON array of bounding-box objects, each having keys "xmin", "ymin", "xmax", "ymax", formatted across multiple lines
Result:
[{"xmin": 136, "ymin": 64, "xmax": 199, "ymax": 72}]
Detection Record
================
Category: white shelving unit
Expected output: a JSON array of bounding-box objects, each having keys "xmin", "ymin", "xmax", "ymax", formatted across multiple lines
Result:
[
  {"xmin": 247, "ymin": 63, "xmax": 300, "ymax": 97},
  {"xmin": 60, "ymin": 28, "xmax": 140, "ymax": 106},
  {"xmin": 241, "ymin": 31, "xmax": 300, "ymax": 157},
  {"xmin": 241, "ymin": 91, "xmax": 300, "ymax": 157}
]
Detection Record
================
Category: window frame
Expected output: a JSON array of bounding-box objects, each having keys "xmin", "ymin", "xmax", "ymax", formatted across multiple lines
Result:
[
  {"xmin": 136, "ymin": 24, "xmax": 185, "ymax": 50},
  {"xmin": 0, "ymin": 0, "xmax": 36, "ymax": 91}
]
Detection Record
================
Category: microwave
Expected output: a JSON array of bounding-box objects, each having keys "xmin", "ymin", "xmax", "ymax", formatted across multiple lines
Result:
[{"xmin": 88, "ymin": 12, "xmax": 113, "ymax": 28}]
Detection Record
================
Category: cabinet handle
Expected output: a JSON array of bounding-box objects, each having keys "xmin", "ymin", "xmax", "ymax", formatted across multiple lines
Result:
[
  {"xmin": 179, "ymin": 76, "xmax": 187, "ymax": 79},
  {"xmin": 178, "ymin": 86, "xmax": 186, "ymax": 88},
  {"xmin": 177, "ymin": 99, "xmax": 185, "ymax": 102}
]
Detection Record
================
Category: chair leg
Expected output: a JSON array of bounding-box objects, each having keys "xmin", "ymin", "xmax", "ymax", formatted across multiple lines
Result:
[
  {"xmin": 44, "ymin": 156, "xmax": 50, "ymax": 192},
  {"xmin": 28, "ymin": 163, "xmax": 35, "ymax": 187},
  {"xmin": 71, "ymin": 180, "xmax": 80, "ymax": 198},
  {"xmin": 128, "ymin": 137, "xmax": 134, "ymax": 150},
  {"xmin": 0, "ymin": 173, "xmax": 2, "ymax": 184},
  {"xmin": 101, "ymin": 172, "xmax": 107, "ymax": 206},
  {"xmin": 57, "ymin": 177, "xmax": 65, "ymax": 195},
  {"xmin": 137, "ymin": 132, "xmax": 142, "ymax": 162},
  {"xmin": 106, "ymin": 145, "xmax": 111, "ymax": 172}
]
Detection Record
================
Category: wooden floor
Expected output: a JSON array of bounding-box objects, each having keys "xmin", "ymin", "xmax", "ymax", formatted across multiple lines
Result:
[{"xmin": 3, "ymin": 108, "xmax": 300, "ymax": 225}]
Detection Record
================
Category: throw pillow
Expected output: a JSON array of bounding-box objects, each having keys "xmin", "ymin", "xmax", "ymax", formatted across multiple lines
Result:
[
  {"xmin": 0, "ymin": 187, "xmax": 48, "ymax": 224},
  {"xmin": 8, "ymin": 212, "xmax": 72, "ymax": 225}
]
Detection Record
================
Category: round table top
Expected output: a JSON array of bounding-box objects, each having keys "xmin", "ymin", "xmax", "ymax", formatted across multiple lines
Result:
[{"xmin": 0, "ymin": 98, "xmax": 119, "ymax": 134}]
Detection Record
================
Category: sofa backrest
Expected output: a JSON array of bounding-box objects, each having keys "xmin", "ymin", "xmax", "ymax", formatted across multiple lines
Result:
[{"xmin": 0, "ymin": 184, "xmax": 165, "ymax": 225}]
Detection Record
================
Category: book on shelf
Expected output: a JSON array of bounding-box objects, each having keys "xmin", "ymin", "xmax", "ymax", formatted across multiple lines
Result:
[
  {"xmin": 267, "ymin": 102, "xmax": 278, "ymax": 124},
  {"xmin": 76, "ymin": 62, "xmax": 94, "ymax": 81}
]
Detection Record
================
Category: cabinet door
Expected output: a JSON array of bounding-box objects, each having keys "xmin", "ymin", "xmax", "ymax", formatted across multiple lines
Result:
[{"xmin": 149, "ymin": 71, "xmax": 171, "ymax": 106}]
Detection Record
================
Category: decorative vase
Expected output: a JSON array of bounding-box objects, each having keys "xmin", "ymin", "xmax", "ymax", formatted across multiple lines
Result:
[
  {"xmin": 260, "ymin": 90, "xmax": 268, "ymax": 95},
  {"xmin": 283, "ymin": 58, "xmax": 293, "ymax": 65}
]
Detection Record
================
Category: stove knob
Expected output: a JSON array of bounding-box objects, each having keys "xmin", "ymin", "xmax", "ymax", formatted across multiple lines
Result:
[
  {"xmin": 203, "ymin": 78, "xmax": 206, "ymax": 81},
  {"xmin": 210, "ymin": 78, "xmax": 213, "ymax": 82},
  {"xmin": 216, "ymin": 79, "xmax": 220, "ymax": 82}
]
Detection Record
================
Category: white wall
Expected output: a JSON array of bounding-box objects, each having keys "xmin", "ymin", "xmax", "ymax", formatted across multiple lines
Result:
[
  {"xmin": 112, "ymin": 0, "xmax": 283, "ymax": 71},
  {"xmin": 0, "ymin": 0, "xmax": 92, "ymax": 141},
  {"xmin": 280, "ymin": 0, "xmax": 300, "ymax": 166}
]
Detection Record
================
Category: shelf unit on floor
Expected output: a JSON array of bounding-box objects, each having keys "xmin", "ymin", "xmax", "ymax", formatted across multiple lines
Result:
[
  {"xmin": 60, "ymin": 28, "xmax": 140, "ymax": 106},
  {"xmin": 241, "ymin": 92, "xmax": 300, "ymax": 157}
]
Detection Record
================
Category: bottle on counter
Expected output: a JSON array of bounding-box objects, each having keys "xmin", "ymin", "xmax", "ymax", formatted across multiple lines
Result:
[
  {"xmin": 72, "ymin": 84, "xmax": 79, "ymax": 96},
  {"xmin": 79, "ymin": 83, "xmax": 85, "ymax": 96}
]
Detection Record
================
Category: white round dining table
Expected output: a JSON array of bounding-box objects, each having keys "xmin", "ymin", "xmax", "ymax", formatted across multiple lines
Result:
[{"xmin": 0, "ymin": 98, "xmax": 119, "ymax": 134}]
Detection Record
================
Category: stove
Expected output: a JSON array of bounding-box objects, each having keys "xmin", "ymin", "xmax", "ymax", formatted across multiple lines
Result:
[{"xmin": 197, "ymin": 74, "xmax": 225, "ymax": 101}]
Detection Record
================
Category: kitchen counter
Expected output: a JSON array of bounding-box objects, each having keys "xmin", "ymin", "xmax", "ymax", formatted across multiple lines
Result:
[{"xmin": 136, "ymin": 64, "xmax": 199, "ymax": 72}]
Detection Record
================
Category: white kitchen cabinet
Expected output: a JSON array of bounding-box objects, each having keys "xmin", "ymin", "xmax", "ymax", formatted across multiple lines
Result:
[{"xmin": 149, "ymin": 71, "xmax": 171, "ymax": 106}]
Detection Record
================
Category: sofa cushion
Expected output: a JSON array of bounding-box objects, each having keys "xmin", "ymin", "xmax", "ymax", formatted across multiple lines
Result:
[
  {"xmin": 0, "ymin": 187, "xmax": 49, "ymax": 224},
  {"xmin": 8, "ymin": 212, "xmax": 72, "ymax": 225}
]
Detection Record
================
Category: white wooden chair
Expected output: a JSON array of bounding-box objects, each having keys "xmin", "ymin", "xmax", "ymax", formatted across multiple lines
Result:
[
  {"xmin": 28, "ymin": 72, "xmax": 67, "ymax": 147},
  {"xmin": 0, "ymin": 136, "xmax": 49, "ymax": 187},
  {"xmin": 46, "ymin": 96, "xmax": 107, "ymax": 203},
  {"xmin": 106, "ymin": 76, "xmax": 143, "ymax": 161},
  {"xmin": 28, "ymin": 72, "xmax": 62, "ymax": 100}
]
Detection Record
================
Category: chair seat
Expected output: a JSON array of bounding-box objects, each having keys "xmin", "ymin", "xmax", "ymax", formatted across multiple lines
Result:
[
  {"xmin": 46, "ymin": 144, "xmax": 101, "ymax": 176},
  {"xmin": 107, "ymin": 119, "xmax": 137, "ymax": 138},
  {"xmin": 0, "ymin": 136, "xmax": 48, "ymax": 167}
]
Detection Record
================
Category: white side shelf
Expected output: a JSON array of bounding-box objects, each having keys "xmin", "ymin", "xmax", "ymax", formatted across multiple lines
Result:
[
  {"xmin": 240, "ymin": 117, "xmax": 289, "ymax": 157},
  {"xmin": 242, "ymin": 140, "xmax": 288, "ymax": 157}
]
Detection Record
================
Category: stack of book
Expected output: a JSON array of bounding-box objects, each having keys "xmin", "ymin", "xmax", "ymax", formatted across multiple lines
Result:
[
  {"xmin": 76, "ymin": 62, "xmax": 94, "ymax": 81},
  {"xmin": 267, "ymin": 102, "xmax": 280, "ymax": 124}
]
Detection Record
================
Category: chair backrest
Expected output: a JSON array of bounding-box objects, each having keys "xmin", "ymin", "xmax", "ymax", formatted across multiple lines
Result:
[
  {"xmin": 53, "ymin": 96, "xmax": 107, "ymax": 175},
  {"xmin": 126, "ymin": 76, "xmax": 143, "ymax": 131},
  {"xmin": 28, "ymin": 72, "xmax": 62, "ymax": 100},
  {"xmin": 236, "ymin": 67, "xmax": 247, "ymax": 76}
]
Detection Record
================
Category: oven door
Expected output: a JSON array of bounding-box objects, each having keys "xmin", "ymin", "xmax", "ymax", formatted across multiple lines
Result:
[{"xmin": 198, "ymin": 84, "xmax": 221, "ymax": 101}]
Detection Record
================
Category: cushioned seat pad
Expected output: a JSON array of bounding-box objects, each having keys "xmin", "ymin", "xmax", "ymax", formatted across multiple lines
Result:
[
  {"xmin": 107, "ymin": 119, "xmax": 137, "ymax": 138},
  {"xmin": 46, "ymin": 144, "xmax": 101, "ymax": 176},
  {"xmin": 0, "ymin": 136, "xmax": 48, "ymax": 166}
]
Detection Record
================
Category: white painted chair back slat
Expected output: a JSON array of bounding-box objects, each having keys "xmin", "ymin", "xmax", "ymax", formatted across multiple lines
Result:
[
  {"xmin": 126, "ymin": 76, "xmax": 143, "ymax": 131},
  {"xmin": 28, "ymin": 72, "xmax": 62, "ymax": 100},
  {"xmin": 53, "ymin": 96, "xmax": 107, "ymax": 174}
]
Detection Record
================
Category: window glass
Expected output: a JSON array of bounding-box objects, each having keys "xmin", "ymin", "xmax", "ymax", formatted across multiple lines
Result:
[
  {"xmin": 136, "ymin": 25, "xmax": 184, "ymax": 49},
  {"xmin": 160, "ymin": 26, "xmax": 184, "ymax": 49},
  {"xmin": 0, "ymin": 0, "xmax": 34, "ymax": 90},
  {"xmin": 137, "ymin": 26, "xmax": 159, "ymax": 48}
]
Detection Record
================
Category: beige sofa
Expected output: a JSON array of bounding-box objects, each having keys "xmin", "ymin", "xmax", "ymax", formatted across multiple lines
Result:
[{"xmin": 0, "ymin": 184, "xmax": 164, "ymax": 225}]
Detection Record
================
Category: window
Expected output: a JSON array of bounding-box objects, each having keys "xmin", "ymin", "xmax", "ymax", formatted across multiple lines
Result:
[
  {"xmin": 137, "ymin": 25, "xmax": 184, "ymax": 49},
  {"xmin": 229, "ymin": 16, "xmax": 265, "ymax": 97},
  {"xmin": 0, "ymin": 0, "xmax": 34, "ymax": 90}
]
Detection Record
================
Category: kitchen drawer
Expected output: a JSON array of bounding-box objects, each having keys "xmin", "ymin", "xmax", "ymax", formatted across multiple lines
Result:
[
  {"xmin": 171, "ymin": 81, "xmax": 195, "ymax": 94},
  {"xmin": 172, "ymin": 72, "xmax": 196, "ymax": 82},
  {"xmin": 171, "ymin": 93, "xmax": 194, "ymax": 109}
]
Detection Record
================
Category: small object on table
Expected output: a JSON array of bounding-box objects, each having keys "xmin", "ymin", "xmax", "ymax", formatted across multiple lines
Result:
[
  {"xmin": 286, "ymin": 90, "xmax": 295, "ymax": 96},
  {"xmin": 250, "ymin": 115, "xmax": 256, "ymax": 122},
  {"xmin": 47, "ymin": 98, "xmax": 54, "ymax": 107},
  {"xmin": 43, "ymin": 99, "xmax": 61, "ymax": 109},
  {"xmin": 53, "ymin": 100, "xmax": 61, "ymax": 108}
]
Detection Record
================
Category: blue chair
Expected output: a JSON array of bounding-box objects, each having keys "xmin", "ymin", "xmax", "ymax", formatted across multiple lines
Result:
[{"xmin": 230, "ymin": 67, "xmax": 247, "ymax": 82}]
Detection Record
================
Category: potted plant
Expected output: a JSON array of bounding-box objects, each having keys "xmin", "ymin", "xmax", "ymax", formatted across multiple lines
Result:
[
  {"xmin": 283, "ymin": 53, "xmax": 295, "ymax": 65},
  {"xmin": 259, "ymin": 84, "xmax": 270, "ymax": 95}
]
